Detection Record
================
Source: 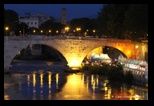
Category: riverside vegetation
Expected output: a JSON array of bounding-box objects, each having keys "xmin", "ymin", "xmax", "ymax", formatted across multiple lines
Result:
[{"xmin": 81, "ymin": 63, "xmax": 134, "ymax": 85}]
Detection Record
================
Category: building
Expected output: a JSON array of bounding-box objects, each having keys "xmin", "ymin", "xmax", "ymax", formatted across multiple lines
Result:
[
  {"xmin": 31, "ymin": 13, "xmax": 51, "ymax": 25},
  {"xmin": 19, "ymin": 16, "xmax": 39, "ymax": 28},
  {"xmin": 61, "ymin": 8, "xmax": 67, "ymax": 25},
  {"xmin": 19, "ymin": 13, "xmax": 51, "ymax": 29}
]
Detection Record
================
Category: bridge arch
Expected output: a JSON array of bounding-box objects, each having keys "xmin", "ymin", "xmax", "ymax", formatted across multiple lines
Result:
[
  {"xmin": 39, "ymin": 44, "xmax": 68, "ymax": 64},
  {"xmin": 5, "ymin": 42, "xmax": 68, "ymax": 71},
  {"xmin": 104, "ymin": 46, "xmax": 127, "ymax": 58},
  {"xmin": 81, "ymin": 45, "xmax": 128, "ymax": 65}
]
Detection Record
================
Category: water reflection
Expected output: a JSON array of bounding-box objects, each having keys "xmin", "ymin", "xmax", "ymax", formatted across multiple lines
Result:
[{"xmin": 4, "ymin": 72, "xmax": 148, "ymax": 100}]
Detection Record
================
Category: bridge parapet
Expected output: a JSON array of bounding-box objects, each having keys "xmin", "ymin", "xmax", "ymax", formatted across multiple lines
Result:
[{"xmin": 4, "ymin": 36, "xmax": 133, "ymax": 42}]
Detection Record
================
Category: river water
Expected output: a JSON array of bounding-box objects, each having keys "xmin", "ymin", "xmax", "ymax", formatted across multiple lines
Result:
[{"xmin": 4, "ymin": 60, "xmax": 148, "ymax": 100}]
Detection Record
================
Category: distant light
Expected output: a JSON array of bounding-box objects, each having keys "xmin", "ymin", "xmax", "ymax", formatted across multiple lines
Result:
[
  {"xmin": 49, "ymin": 30, "xmax": 51, "ymax": 33},
  {"xmin": 5, "ymin": 27, "xmax": 9, "ymax": 31},
  {"xmin": 40, "ymin": 30, "xmax": 43, "ymax": 33},
  {"xmin": 65, "ymin": 27, "xmax": 69, "ymax": 31},
  {"xmin": 135, "ymin": 45, "xmax": 139, "ymax": 49}
]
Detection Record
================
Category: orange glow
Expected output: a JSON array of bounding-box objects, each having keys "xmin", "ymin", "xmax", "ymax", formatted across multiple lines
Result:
[
  {"xmin": 135, "ymin": 45, "xmax": 139, "ymax": 48},
  {"xmin": 33, "ymin": 73, "xmax": 36, "ymax": 87},
  {"xmin": 134, "ymin": 94, "xmax": 140, "ymax": 100},
  {"xmin": 126, "ymin": 50, "xmax": 131, "ymax": 58},
  {"xmin": 65, "ymin": 27, "xmax": 69, "ymax": 31},
  {"xmin": 62, "ymin": 74, "xmax": 85, "ymax": 96},
  {"xmin": 5, "ymin": 27, "xmax": 9, "ymax": 31},
  {"xmin": 76, "ymin": 27, "xmax": 81, "ymax": 31},
  {"xmin": 93, "ymin": 30, "xmax": 96, "ymax": 33},
  {"xmin": 91, "ymin": 75, "xmax": 94, "ymax": 84},
  {"xmin": 67, "ymin": 58, "xmax": 82, "ymax": 69},
  {"xmin": 27, "ymin": 74, "xmax": 30, "ymax": 82},
  {"xmin": 4, "ymin": 94, "xmax": 10, "ymax": 100},
  {"xmin": 40, "ymin": 73, "xmax": 43, "ymax": 88},
  {"xmin": 56, "ymin": 74, "xmax": 59, "ymax": 89},
  {"xmin": 117, "ymin": 46, "xmax": 122, "ymax": 51},
  {"xmin": 48, "ymin": 72, "xmax": 52, "ymax": 88},
  {"xmin": 40, "ymin": 30, "xmax": 43, "ymax": 33},
  {"xmin": 48, "ymin": 30, "xmax": 51, "ymax": 33},
  {"xmin": 27, "ymin": 74, "xmax": 30, "ymax": 87}
]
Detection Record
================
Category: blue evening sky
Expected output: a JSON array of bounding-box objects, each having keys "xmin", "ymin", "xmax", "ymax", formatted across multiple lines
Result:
[{"xmin": 4, "ymin": 4, "xmax": 104, "ymax": 21}]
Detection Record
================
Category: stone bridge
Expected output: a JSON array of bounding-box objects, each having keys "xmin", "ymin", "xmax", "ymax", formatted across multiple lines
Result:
[{"xmin": 4, "ymin": 35, "xmax": 148, "ymax": 72}]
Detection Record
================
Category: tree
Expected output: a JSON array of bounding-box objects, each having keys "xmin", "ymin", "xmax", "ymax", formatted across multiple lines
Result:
[
  {"xmin": 97, "ymin": 4, "xmax": 130, "ymax": 38},
  {"xmin": 39, "ymin": 17, "xmax": 64, "ymax": 35},
  {"xmin": 52, "ymin": 22, "xmax": 65, "ymax": 35},
  {"xmin": 14, "ymin": 22, "xmax": 29, "ymax": 36},
  {"xmin": 39, "ymin": 19, "xmax": 54, "ymax": 35},
  {"xmin": 124, "ymin": 4, "xmax": 148, "ymax": 41},
  {"xmin": 97, "ymin": 4, "xmax": 111, "ymax": 36},
  {"xmin": 4, "ymin": 9, "xmax": 19, "ymax": 34},
  {"xmin": 69, "ymin": 17, "xmax": 98, "ymax": 36},
  {"xmin": 97, "ymin": 4, "xmax": 148, "ymax": 41}
]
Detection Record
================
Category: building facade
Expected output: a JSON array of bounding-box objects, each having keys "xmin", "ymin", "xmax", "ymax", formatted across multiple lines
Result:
[
  {"xmin": 19, "ymin": 13, "xmax": 51, "ymax": 29},
  {"xmin": 19, "ymin": 17, "xmax": 39, "ymax": 28}
]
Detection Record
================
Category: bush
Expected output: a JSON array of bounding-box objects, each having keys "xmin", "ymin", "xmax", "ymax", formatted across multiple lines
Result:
[
  {"xmin": 81, "ymin": 63, "xmax": 134, "ymax": 85},
  {"xmin": 124, "ymin": 71, "xmax": 134, "ymax": 84}
]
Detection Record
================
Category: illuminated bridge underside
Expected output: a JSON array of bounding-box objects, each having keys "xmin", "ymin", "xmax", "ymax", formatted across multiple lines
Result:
[{"xmin": 4, "ymin": 36, "xmax": 147, "ymax": 71}]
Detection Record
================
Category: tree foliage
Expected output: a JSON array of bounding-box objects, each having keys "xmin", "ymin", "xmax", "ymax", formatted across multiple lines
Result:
[
  {"xmin": 4, "ymin": 9, "xmax": 19, "ymax": 33},
  {"xmin": 124, "ymin": 4, "xmax": 148, "ymax": 40},
  {"xmin": 69, "ymin": 17, "xmax": 98, "ymax": 36},
  {"xmin": 97, "ymin": 4, "xmax": 148, "ymax": 41},
  {"xmin": 15, "ymin": 22, "xmax": 29, "ymax": 35},
  {"xmin": 39, "ymin": 18, "xmax": 65, "ymax": 35}
]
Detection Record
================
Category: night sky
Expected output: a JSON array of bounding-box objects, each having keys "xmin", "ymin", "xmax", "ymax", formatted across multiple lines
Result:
[{"xmin": 4, "ymin": 4, "xmax": 104, "ymax": 21}]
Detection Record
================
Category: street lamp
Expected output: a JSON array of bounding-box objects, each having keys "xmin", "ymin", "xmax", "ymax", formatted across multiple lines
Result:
[
  {"xmin": 5, "ymin": 27, "xmax": 9, "ymax": 36},
  {"xmin": 33, "ymin": 30, "xmax": 36, "ymax": 34},
  {"xmin": 56, "ymin": 30, "xmax": 59, "ymax": 34},
  {"xmin": 48, "ymin": 30, "xmax": 51, "ymax": 36},
  {"xmin": 40, "ymin": 30, "xmax": 43, "ymax": 34},
  {"xmin": 19, "ymin": 31, "xmax": 22, "ymax": 35},
  {"xmin": 65, "ymin": 27, "xmax": 69, "ymax": 33},
  {"xmin": 93, "ymin": 29, "xmax": 96, "ymax": 37},
  {"xmin": 49, "ymin": 30, "xmax": 51, "ymax": 33},
  {"xmin": 76, "ymin": 27, "xmax": 81, "ymax": 36}
]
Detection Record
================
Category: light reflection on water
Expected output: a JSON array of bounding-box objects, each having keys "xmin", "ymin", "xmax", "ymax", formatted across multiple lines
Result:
[{"xmin": 4, "ymin": 71, "xmax": 148, "ymax": 100}]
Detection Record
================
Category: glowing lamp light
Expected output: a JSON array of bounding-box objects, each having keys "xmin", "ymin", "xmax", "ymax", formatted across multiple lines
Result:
[
  {"xmin": 65, "ymin": 27, "xmax": 69, "ymax": 31},
  {"xmin": 40, "ymin": 30, "xmax": 43, "ymax": 33},
  {"xmin": 5, "ymin": 27, "xmax": 9, "ymax": 31},
  {"xmin": 67, "ymin": 58, "xmax": 82, "ymax": 70},
  {"xmin": 49, "ymin": 30, "xmax": 51, "ymax": 33},
  {"xmin": 134, "ymin": 94, "xmax": 140, "ymax": 100},
  {"xmin": 135, "ymin": 45, "xmax": 139, "ymax": 49},
  {"xmin": 56, "ymin": 30, "xmax": 59, "ymax": 33}
]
